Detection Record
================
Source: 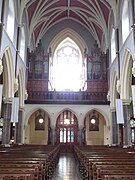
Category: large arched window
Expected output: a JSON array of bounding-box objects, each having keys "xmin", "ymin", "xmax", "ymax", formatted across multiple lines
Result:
[
  {"xmin": 56, "ymin": 110, "xmax": 78, "ymax": 144},
  {"xmin": 122, "ymin": 0, "xmax": 129, "ymax": 43},
  {"xmin": 111, "ymin": 28, "xmax": 116, "ymax": 62},
  {"xmin": 6, "ymin": 0, "xmax": 15, "ymax": 42},
  {"xmin": 50, "ymin": 38, "xmax": 83, "ymax": 91}
]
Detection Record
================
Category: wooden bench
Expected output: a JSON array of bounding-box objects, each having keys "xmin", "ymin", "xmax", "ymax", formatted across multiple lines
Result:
[
  {"xmin": 74, "ymin": 145, "xmax": 135, "ymax": 180},
  {"xmin": 96, "ymin": 168, "xmax": 135, "ymax": 180},
  {"xmin": 0, "ymin": 144, "xmax": 60, "ymax": 180}
]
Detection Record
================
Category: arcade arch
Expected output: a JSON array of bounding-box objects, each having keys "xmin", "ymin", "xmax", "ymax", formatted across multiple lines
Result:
[
  {"xmin": 84, "ymin": 110, "xmax": 108, "ymax": 145},
  {"xmin": 56, "ymin": 109, "xmax": 78, "ymax": 144}
]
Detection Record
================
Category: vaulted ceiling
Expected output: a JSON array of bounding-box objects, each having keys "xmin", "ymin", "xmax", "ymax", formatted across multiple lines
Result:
[{"xmin": 17, "ymin": 0, "xmax": 119, "ymax": 49}]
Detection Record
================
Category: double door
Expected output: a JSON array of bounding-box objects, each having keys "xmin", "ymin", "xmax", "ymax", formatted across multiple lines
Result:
[{"xmin": 57, "ymin": 126, "xmax": 78, "ymax": 144}]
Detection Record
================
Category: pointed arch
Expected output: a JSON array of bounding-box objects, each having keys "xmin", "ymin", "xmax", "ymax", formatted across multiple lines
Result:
[
  {"xmin": 50, "ymin": 34, "xmax": 85, "ymax": 91},
  {"xmin": 85, "ymin": 108, "xmax": 109, "ymax": 128},
  {"xmin": 25, "ymin": 107, "xmax": 51, "ymax": 127},
  {"xmin": 49, "ymin": 28, "xmax": 88, "ymax": 59},
  {"xmin": 2, "ymin": 47, "xmax": 15, "ymax": 98},
  {"xmin": 25, "ymin": 108, "xmax": 51, "ymax": 144},
  {"xmin": 55, "ymin": 108, "xmax": 78, "ymax": 144},
  {"xmin": 55, "ymin": 108, "xmax": 79, "ymax": 121},
  {"xmin": 84, "ymin": 108, "xmax": 109, "ymax": 145},
  {"xmin": 121, "ymin": 49, "xmax": 133, "ymax": 101}
]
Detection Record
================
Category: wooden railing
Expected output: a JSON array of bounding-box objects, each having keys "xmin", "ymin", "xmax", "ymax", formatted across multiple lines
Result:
[{"xmin": 26, "ymin": 91, "xmax": 109, "ymax": 104}]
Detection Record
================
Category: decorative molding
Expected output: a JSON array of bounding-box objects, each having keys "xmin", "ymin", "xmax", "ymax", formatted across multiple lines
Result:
[
  {"xmin": 122, "ymin": 99, "xmax": 131, "ymax": 105},
  {"xmin": 14, "ymin": 78, "xmax": 19, "ymax": 93},
  {"xmin": 132, "ymin": 61, "xmax": 135, "ymax": 77},
  {"xmin": 0, "ymin": 60, "xmax": 3, "ymax": 75},
  {"xmin": 25, "ymin": 90, "xmax": 28, "ymax": 100},
  {"xmin": 0, "ymin": 52, "xmax": 3, "ymax": 75},
  {"xmin": 116, "ymin": 79, "xmax": 121, "ymax": 94},
  {"xmin": 110, "ymin": 107, "xmax": 116, "ymax": 112},
  {"xmin": 26, "ymin": 91, "xmax": 109, "ymax": 104},
  {"xmin": 3, "ymin": 97, "xmax": 13, "ymax": 104},
  {"xmin": 19, "ymin": 106, "xmax": 25, "ymax": 111},
  {"xmin": 131, "ymin": 24, "xmax": 135, "ymax": 28},
  {"xmin": 107, "ymin": 91, "xmax": 110, "ymax": 101}
]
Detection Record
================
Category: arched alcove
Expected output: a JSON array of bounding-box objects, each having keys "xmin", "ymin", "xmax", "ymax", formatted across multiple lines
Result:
[
  {"xmin": 56, "ymin": 109, "xmax": 78, "ymax": 145},
  {"xmin": 25, "ymin": 109, "xmax": 50, "ymax": 145},
  {"xmin": 84, "ymin": 110, "xmax": 108, "ymax": 145}
]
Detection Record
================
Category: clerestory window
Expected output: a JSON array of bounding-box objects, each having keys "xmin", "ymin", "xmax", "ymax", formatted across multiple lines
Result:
[
  {"xmin": 122, "ymin": 0, "xmax": 130, "ymax": 43},
  {"xmin": 6, "ymin": 0, "xmax": 15, "ymax": 42}
]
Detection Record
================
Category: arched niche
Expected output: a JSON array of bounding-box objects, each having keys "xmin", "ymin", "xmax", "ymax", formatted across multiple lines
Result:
[
  {"xmin": 84, "ymin": 109, "xmax": 110, "ymax": 145},
  {"xmin": 55, "ymin": 109, "xmax": 78, "ymax": 144},
  {"xmin": 24, "ymin": 109, "xmax": 51, "ymax": 145}
]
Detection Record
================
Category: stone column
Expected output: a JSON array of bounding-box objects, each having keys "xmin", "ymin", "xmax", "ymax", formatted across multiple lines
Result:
[
  {"xmin": 123, "ymin": 102, "xmax": 131, "ymax": 145},
  {"xmin": 51, "ymin": 125, "xmax": 55, "ymax": 145},
  {"xmin": 111, "ymin": 108, "xmax": 118, "ymax": 145},
  {"xmin": 14, "ymin": 107, "xmax": 24, "ymax": 144},
  {"xmin": 78, "ymin": 125, "xmax": 83, "ymax": 145},
  {"xmin": 2, "ymin": 98, "xmax": 12, "ymax": 145}
]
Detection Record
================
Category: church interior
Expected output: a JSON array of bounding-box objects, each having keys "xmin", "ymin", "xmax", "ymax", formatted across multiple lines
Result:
[{"xmin": 0, "ymin": 0, "xmax": 135, "ymax": 179}]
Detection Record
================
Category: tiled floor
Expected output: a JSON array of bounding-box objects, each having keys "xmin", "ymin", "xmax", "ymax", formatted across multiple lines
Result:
[{"xmin": 51, "ymin": 153, "xmax": 83, "ymax": 180}]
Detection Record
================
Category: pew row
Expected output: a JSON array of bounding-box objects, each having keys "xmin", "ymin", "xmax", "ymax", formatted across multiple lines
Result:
[
  {"xmin": 0, "ymin": 144, "xmax": 60, "ymax": 180},
  {"xmin": 74, "ymin": 145, "xmax": 135, "ymax": 180}
]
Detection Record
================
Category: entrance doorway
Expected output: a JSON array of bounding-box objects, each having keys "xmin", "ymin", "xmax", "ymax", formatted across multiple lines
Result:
[{"xmin": 56, "ymin": 110, "xmax": 78, "ymax": 145}]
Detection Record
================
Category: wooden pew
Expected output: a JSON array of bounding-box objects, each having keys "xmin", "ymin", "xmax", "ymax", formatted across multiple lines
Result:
[
  {"xmin": 74, "ymin": 145, "xmax": 135, "ymax": 180},
  {"xmin": 0, "ymin": 174, "xmax": 35, "ymax": 180},
  {"xmin": 96, "ymin": 168, "xmax": 135, "ymax": 180},
  {"xmin": 0, "ymin": 144, "xmax": 60, "ymax": 180}
]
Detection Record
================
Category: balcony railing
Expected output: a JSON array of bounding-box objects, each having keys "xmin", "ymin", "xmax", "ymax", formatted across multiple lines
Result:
[{"xmin": 26, "ymin": 91, "xmax": 109, "ymax": 105}]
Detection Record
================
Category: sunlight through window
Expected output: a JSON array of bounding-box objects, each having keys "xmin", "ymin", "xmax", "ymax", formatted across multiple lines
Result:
[
  {"xmin": 51, "ymin": 38, "xmax": 83, "ymax": 91},
  {"xmin": 122, "ymin": 0, "xmax": 129, "ymax": 43},
  {"xmin": 6, "ymin": 0, "xmax": 15, "ymax": 42}
]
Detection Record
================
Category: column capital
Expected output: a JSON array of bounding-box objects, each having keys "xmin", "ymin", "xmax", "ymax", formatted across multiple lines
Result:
[
  {"xmin": 110, "ymin": 107, "xmax": 116, "ymax": 112},
  {"xmin": 132, "ymin": 60, "xmax": 135, "ymax": 77},
  {"xmin": 14, "ymin": 78, "xmax": 19, "ymax": 93},
  {"xmin": 116, "ymin": 79, "xmax": 121, "ymax": 94},
  {"xmin": 122, "ymin": 99, "xmax": 131, "ymax": 105},
  {"xmin": 19, "ymin": 106, "xmax": 25, "ymax": 112},
  {"xmin": 25, "ymin": 90, "xmax": 28, "ymax": 100},
  {"xmin": 3, "ymin": 97, "xmax": 13, "ymax": 104},
  {"xmin": 107, "ymin": 90, "xmax": 110, "ymax": 101},
  {"xmin": 112, "ymin": 24, "xmax": 118, "ymax": 30},
  {"xmin": 0, "ymin": 22, "xmax": 4, "ymax": 26},
  {"xmin": 0, "ymin": 52, "xmax": 3, "ymax": 75}
]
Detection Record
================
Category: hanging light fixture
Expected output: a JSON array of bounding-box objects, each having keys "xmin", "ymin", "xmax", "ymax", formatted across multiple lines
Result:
[
  {"xmin": 90, "ymin": 110, "xmax": 96, "ymax": 124},
  {"xmin": 89, "ymin": 110, "xmax": 99, "ymax": 131},
  {"xmin": 91, "ymin": 118, "xmax": 96, "ymax": 124},
  {"xmin": 38, "ymin": 114, "xmax": 44, "ymax": 124},
  {"xmin": 35, "ymin": 109, "xmax": 45, "ymax": 131}
]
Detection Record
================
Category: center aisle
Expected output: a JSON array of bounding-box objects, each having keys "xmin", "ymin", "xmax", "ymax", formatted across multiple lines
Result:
[{"xmin": 51, "ymin": 153, "xmax": 83, "ymax": 180}]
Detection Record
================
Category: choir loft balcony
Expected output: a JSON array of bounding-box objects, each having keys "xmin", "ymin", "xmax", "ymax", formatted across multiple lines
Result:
[{"xmin": 26, "ymin": 90, "xmax": 109, "ymax": 105}]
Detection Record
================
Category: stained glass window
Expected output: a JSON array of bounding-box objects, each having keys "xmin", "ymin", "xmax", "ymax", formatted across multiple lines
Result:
[{"xmin": 56, "ymin": 110, "xmax": 78, "ymax": 144}]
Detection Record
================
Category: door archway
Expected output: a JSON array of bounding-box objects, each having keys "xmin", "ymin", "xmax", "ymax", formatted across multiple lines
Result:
[{"xmin": 56, "ymin": 110, "xmax": 78, "ymax": 144}]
